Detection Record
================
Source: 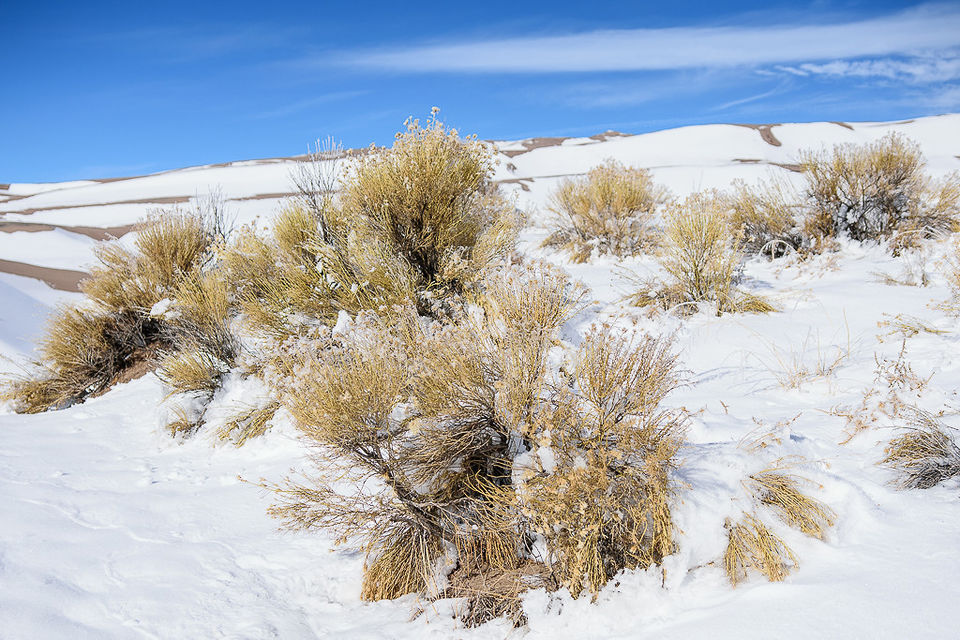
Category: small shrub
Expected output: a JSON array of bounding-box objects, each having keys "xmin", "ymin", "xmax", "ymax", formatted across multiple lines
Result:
[
  {"xmin": 217, "ymin": 401, "xmax": 280, "ymax": 445},
  {"xmin": 728, "ymin": 178, "xmax": 800, "ymax": 257},
  {"xmin": 341, "ymin": 109, "xmax": 518, "ymax": 303},
  {"xmin": 727, "ymin": 441, "xmax": 835, "ymax": 586},
  {"xmin": 2, "ymin": 206, "xmax": 224, "ymax": 413},
  {"xmin": 880, "ymin": 408, "xmax": 960, "ymax": 489},
  {"xmin": 800, "ymin": 133, "xmax": 959, "ymax": 244},
  {"xmin": 542, "ymin": 159, "xmax": 670, "ymax": 262},
  {"xmin": 627, "ymin": 192, "xmax": 775, "ymax": 315},
  {"xmin": 745, "ymin": 469, "xmax": 836, "ymax": 540}
]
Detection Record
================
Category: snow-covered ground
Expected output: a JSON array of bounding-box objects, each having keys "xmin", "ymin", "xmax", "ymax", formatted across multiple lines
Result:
[{"xmin": 2, "ymin": 115, "xmax": 960, "ymax": 639}]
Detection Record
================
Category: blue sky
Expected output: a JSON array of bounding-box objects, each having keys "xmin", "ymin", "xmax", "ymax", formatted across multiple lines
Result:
[{"xmin": 3, "ymin": 1, "xmax": 959, "ymax": 182}]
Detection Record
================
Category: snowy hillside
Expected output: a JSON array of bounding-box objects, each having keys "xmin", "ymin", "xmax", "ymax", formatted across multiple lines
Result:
[{"xmin": 2, "ymin": 115, "xmax": 960, "ymax": 639}]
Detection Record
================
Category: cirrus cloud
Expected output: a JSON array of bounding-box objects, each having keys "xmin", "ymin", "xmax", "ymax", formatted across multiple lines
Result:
[{"xmin": 335, "ymin": 4, "xmax": 960, "ymax": 74}]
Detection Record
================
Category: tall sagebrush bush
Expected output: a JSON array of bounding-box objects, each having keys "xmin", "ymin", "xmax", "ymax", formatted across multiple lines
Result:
[
  {"xmin": 266, "ymin": 264, "xmax": 686, "ymax": 617},
  {"xmin": 341, "ymin": 109, "xmax": 519, "ymax": 307},
  {"xmin": 223, "ymin": 111, "xmax": 518, "ymax": 348},
  {"xmin": 728, "ymin": 178, "xmax": 801, "ymax": 257},
  {"xmin": 542, "ymin": 159, "xmax": 670, "ymax": 262}
]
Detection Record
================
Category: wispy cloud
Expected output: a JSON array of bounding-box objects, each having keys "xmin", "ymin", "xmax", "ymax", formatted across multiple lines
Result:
[
  {"xmin": 542, "ymin": 71, "xmax": 731, "ymax": 109},
  {"xmin": 711, "ymin": 86, "xmax": 785, "ymax": 111},
  {"xmin": 776, "ymin": 52, "xmax": 960, "ymax": 83},
  {"xmin": 334, "ymin": 4, "xmax": 960, "ymax": 73},
  {"xmin": 248, "ymin": 91, "xmax": 368, "ymax": 120},
  {"xmin": 920, "ymin": 84, "xmax": 960, "ymax": 109}
]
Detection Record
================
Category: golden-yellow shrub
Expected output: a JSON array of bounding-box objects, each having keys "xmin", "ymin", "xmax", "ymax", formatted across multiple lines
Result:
[
  {"xmin": 225, "ymin": 113, "xmax": 518, "ymax": 345},
  {"xmin": 880, "ymin": 408, "xmax": 960, "ymax": 489},
  {"xmin": 724, "ymin": 514, "xmax": 798, "ymax": 586},
  {"xmin": 2, "ymin": 209, "xmax": 220, "ymax": 413},
  {"xmin": 341, "ymin": 109, "xmax": 518, "ymax": 298},
  {"xmin": 627, "ymin": 192, "xmax": 775, "ymax": 315},
  {"xmin": 745, "ymin": 469, "xmax": 836, "ymax": 540},
  {"xmin": 266, "ymin": 266, "xmax": 686, "ymax": 613},
  {"xmin": 543, "ymin": 159, "xmax": 670, "ymax": 262},
  {"xmin": 729, "ymin": 178, "xmax": 799, "ymax": 256},
  {"xmin": 800, "ymin": 132, "xmax": 959, "ymax": 244}
]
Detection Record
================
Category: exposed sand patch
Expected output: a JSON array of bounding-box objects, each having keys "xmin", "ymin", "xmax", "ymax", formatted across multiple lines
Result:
[
  {"xmin": 495, "ymin": 178, "xmax": 534, "ymax": 192},
  {"xmin": 772, "ymin": 162, "xmax": 803, "ymax": 173},
  {"xmin": 3, "ymin": 195, "xmax": 192, "ymax": 216},
  {"xmin": 230, "ymin": 192, "xmax": 298, "ymax": 202},
  {"xmin": 0, "ymin": 221, "xmax": 133, "ymax": 241},
  {"xmin": 733, "ymin": 123, "xmax": 783, "ymax": 147},
  {"xmin": 0, "ymin": 259, "xmax": 87, "ymax": 292},
  {"xmin": 501, "ymin": 136, "xmax": 571, "ymax": 158},
  {"xmin": 588, "ymin": 131, "xmax": 630, "ymax": 142}
]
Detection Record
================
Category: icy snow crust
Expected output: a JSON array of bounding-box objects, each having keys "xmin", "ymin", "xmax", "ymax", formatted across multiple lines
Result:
[{"xmin": 2, "ymin": 115, "xmax": 960, "ymax": 638}]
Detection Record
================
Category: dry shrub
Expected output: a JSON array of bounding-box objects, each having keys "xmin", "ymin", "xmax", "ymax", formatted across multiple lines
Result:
[
  {"xmin": 724, "ymin": 514, "xmax": 798, "ymax": 587},
  {"xmin": 801, "ymin": 133, "xmax": 959, "ymax": 244},
  {"xmin": 224, "ymin": 112, "xmax": 517, "ymax": 346},
  {"xmin": 341, "ymin": 108, "xmax": 518, "ymax": 303},
  {"xmin": 165, "ymin": 404, "xmax": 200, "ymax": 438},
  {"xmin": 266, "ymin": 264, "xmax": 685, "ymax": 619},
  {"xmin": 542, "ymin": 159, "xmax": 670, "ymax": 262},
  {"xmin": 728, "ymin": 178, "xmax": 800, "ymax": 257},
  {"xmin": 880, "ymin": 408, "xmax": 960, "ymax": 489},
  {"xmin": 762, "ymin": 321, "xmax": 851, "ymax": 390},
  {"xmin": 2, "ymin": 206, "xmax": 223, "ymax": 413},
  {"xmin": 943, "ymin": 236, "xmax": 960, "ymax": 305},
  {"xmin": 266, "ymin": 319, "xmax": 449, "ymax": 600},
  {"xmin": 627, "ymin": 192, "xmax": 775, "ymax": 315},
  {"xmin": 745, "ymin": 469, "xmax": 836, "ymax": 540}
]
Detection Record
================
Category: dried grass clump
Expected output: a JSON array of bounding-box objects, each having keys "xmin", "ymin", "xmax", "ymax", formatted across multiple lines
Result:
[
  {"xmin": 266, "ymin": 264, "xmax": 686, "ymax": 620},
  {"xmin": 880, "ymin": 408, "xmax": 960, "ymax": 489},
  {"xmin": 723, "ymin": 514, "xmax": 798, "ymax": 587},
  {"xmin": 2, "ymin": 206, "xmax": 224, "ymax": 413},
  {"xmin": 445, "ymin": 559, "xmax": 555, "ymax": 627},
  {"xmin": 745, "ymin": 469, "xmax": 836, "ymax": 540},
  {"xmin": 217, "ymin": 401, "xmax": 280, "ymax": 445},
  {"xmin": 542, "ymin": 159, "xmax": 670, "ymax": 262},
  {"xmin": 627, "ymin": 192, "xmax": 776, "ymax": 315},
  {"xmin": 801, "ymin": 133, "xmax": 959, "ymax": 245}
]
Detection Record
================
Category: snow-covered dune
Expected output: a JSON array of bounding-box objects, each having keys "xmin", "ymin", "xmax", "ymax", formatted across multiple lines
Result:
[
  {"xmin": 3, "ymin": 114, "xmax": 958, "ymax": 285},
  {"xmin": 2, "ymin": 115, "xmax": 960, "ymax": 639}
]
